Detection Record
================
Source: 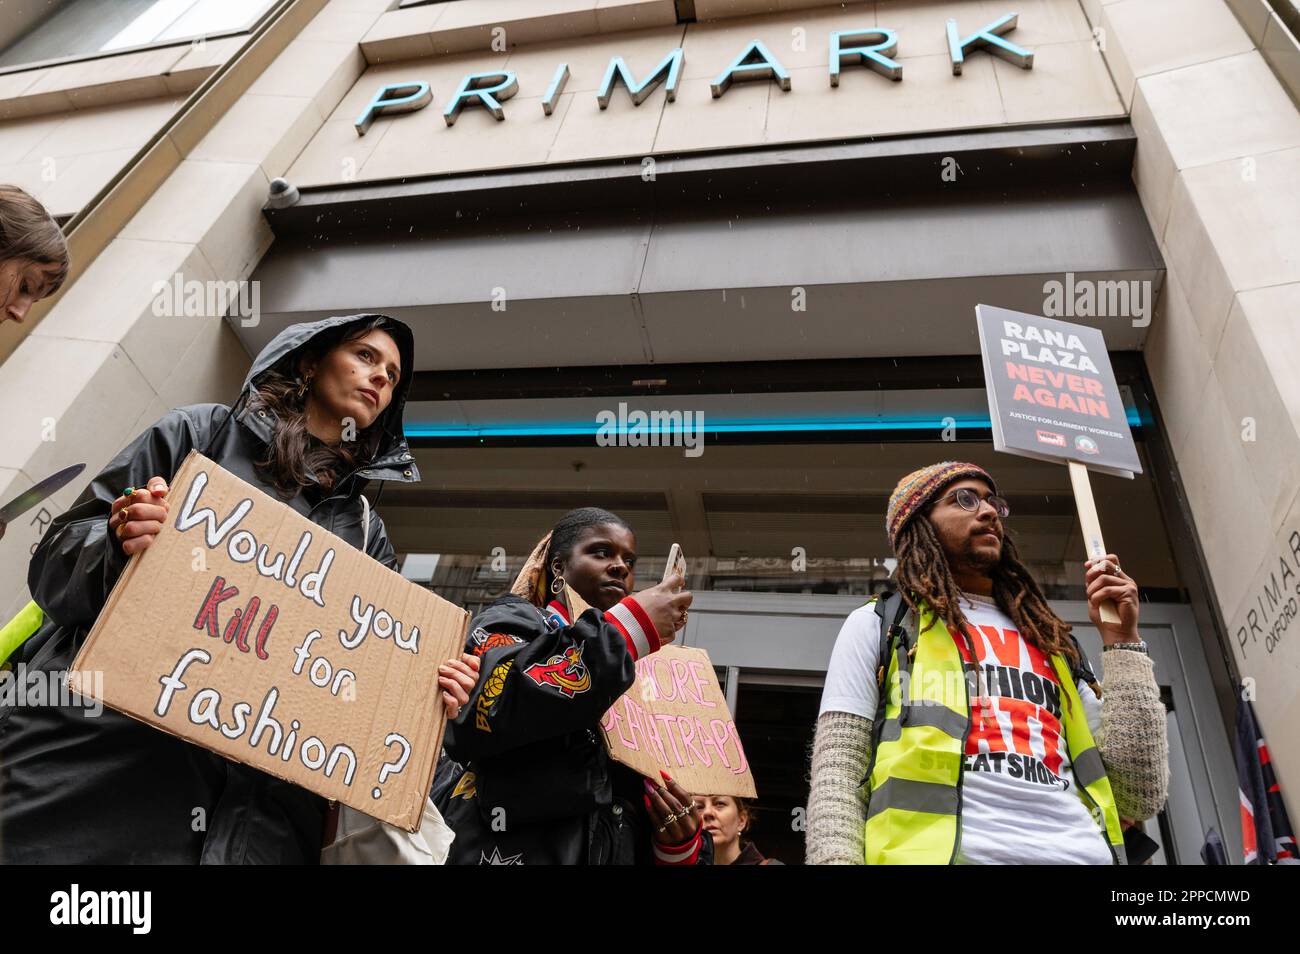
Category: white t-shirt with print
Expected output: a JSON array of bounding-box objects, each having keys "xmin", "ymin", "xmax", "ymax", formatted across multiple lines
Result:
[{"xmin": 820, "ymin": 592, "xmax": 1112, "ymax": 865}]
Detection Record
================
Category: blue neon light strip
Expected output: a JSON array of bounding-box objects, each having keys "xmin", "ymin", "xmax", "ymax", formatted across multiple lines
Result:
[{"xmin": 406, "ymin": 410, "xmax": 1146, "ymax": 439}]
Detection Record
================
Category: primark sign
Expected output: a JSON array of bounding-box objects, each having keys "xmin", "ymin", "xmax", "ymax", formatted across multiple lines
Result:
[{"xmin": 354, "ymin": 13, "xmax": 1035, "ymax": 134}]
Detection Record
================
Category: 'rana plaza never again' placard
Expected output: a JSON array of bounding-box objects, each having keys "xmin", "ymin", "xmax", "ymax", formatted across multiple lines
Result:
[
  {"xmin": 976, "ymin": 304, "xmax": 1141, "ymax": 479},
  {"xmin": 976, "ymin": 304, "xmax": 1140, "ymax": 624},
  {"xmin": 69, "ymin": 451, "xmax": 469, "ymax": 831}
]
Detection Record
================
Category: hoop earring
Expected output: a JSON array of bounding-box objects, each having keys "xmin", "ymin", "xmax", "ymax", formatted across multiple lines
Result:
[{"xmin": 550, "ymin": 575, "xmax": 566, "ymax": 596}]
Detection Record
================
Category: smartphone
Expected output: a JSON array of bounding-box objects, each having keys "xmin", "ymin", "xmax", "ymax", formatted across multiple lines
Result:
[{"xmin": 662, "ymin": 543, "xmax": 686, "ymax": 589}]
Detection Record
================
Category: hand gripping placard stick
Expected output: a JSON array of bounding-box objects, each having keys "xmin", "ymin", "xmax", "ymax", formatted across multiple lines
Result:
[{"xmin": 1068, "ymin": 461, "xmax": 1121, "ymax": 625}]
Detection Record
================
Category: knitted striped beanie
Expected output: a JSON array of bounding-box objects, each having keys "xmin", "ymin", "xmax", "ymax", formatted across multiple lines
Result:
[{"xmin": 886, "ymin": 461, "xmax": 997, "ymax": 550}]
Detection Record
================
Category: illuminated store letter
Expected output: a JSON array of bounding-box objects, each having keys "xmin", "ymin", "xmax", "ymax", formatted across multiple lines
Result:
[
  {"xmin": 543, "ymin": 63, "xmax": 570, "ymax": 116},
  {"xmin": 947, "ymin": 13, "xmax": 1034, "ymax": 75},
  {"xmin": 354, "ymin": 81, "xmax": 432, "ymax": 135},
  {"xmin": 597, "ymin": 48, "xmax": 684, "ymax": 109},
  {"xmin": 710, "ymin": 40, "xmax": 791, "ymax": 98},
  {"xmin": 829, "ymin": 29, "xmax": 902, "ymax": 85},
  {"xmin": 444, "ymin": 71, "xmax": 519, "ymax": 126}
]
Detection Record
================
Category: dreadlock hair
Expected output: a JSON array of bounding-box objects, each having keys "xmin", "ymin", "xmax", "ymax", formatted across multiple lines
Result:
[
  {"xmin": 891, "ymin": 509, "xmax": 1078, "ymax": 665},
  {"xmin": 544, "ymin": 507, "xmax": 634, "ymax": 592}
]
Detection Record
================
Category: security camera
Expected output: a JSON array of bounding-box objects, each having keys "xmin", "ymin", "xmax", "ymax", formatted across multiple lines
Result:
[{"xmin": 266, "ymin": 177, "xmax": 300, "ymax": 209}]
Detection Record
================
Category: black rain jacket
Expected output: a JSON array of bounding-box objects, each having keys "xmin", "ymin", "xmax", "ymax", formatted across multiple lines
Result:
[{"xmin": 0, "ymin": 314, "xmax": 419, "ymax": 864}]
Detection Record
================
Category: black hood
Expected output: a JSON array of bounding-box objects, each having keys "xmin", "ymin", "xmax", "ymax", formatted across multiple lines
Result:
[{"xmin": 235, "ymin": 313, "xmax": 420, "ymax": 487}]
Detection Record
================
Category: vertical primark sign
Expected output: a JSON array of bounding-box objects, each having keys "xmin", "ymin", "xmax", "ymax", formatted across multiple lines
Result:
[{"xmin": 352, "ymin": 12, "xmax": 1035, "ymax": 134}]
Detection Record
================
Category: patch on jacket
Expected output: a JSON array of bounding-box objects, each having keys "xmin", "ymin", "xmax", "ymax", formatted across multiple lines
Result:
[
  {"xmin": 475, "ymin": 660, "xmax": 513, "ymax": 733},
  {"xmin": 469, "ymin": 627, "xmax": 525, "ymax": 657},
  {"xmin": 480, "ymin": 846, "xmax": 523, "ymax": 865},
  {"xmin": 451, "ymin": 771, "xmax": 477, "ymax": 800},
  {"xmin": 523, "ymin": 644, "xmax": 591, "ymax": 699}
]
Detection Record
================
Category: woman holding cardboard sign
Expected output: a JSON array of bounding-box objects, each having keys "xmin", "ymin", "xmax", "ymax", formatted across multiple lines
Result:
[
  {"xmin": 436, "ymin": 507, "xmax": 707, "ymax": 864},
  {"xmin": 0, "ymin": 313, "xmax": 478, "ymax": 864}
]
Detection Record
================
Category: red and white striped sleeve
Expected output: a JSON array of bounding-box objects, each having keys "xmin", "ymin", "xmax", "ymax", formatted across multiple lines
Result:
[
  {"xmin": 653, "ymin": 827, "xmax": 703, "ymax": 865},
  {"xmin": 604, "ymin": 594, "xmax": 661, "ymax": 662}
]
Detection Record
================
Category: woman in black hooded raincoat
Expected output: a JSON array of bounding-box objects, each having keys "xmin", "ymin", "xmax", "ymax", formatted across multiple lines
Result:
[{"xmin": 0, "ymin": 313, "xmax": 474, "ymax": 864}]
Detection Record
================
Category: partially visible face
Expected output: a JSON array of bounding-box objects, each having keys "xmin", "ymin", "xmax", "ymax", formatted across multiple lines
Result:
[
  {"xmin": 693, "ymin": 795, "xmax": 745, "ymax": 853},
  {"xmin": 0, "ymin": 258, "xmax": 62, "ymax": 324},
  {"xmin": 305, "ymin": 328, "xmax": 401, "ymax": 431},
  {"xmin": 925, "ymin": 477, "xmax": 1004, "ymax": 572},
  {"xmin": 557, "ymin": 523, "xmax": 637, "ymax": 612}
]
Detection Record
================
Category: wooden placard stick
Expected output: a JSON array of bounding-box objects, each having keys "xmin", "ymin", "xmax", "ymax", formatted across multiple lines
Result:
[{"xmin": 1068, "ymin": 460, "xmax": 1121, "ymax": 625}]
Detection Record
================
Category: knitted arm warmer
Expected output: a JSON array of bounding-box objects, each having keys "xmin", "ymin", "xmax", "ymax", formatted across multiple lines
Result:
[
  {"xmin": 806, "ymin": 710, "xmax": 872, "ymax": 865},
  {"xmin": 1096, "ymin": 648, "xmax": 1170, "ymax": 821}
]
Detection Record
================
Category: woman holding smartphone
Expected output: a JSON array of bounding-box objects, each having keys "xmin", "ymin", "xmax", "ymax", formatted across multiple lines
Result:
[{"xmin": 437, "ymin": 508, "xmax": 705, "ymax": 864}]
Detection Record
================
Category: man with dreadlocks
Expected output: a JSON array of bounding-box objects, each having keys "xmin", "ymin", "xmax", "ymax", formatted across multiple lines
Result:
[{"xmin": 806, "ymin": 462, "xmax": 1169, "ymax": 864}]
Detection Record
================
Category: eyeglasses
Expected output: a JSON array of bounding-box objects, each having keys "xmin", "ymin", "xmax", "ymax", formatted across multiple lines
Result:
[{"xmin": 938, "ymin": 487, "xmax": 1011, "ymax": 519}]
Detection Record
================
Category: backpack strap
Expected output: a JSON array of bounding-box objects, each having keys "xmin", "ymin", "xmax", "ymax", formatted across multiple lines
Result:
[
  {"xmin": 861, "ymin": 590, "xmax": 910, "ymax": 788},
  {"xmin": 872, "ymin": 591, "xmax": 910, "ymax": 714},
  {"xmin": 1065, "ymin": 631, "xmax": 1101, "ymax": 699}
]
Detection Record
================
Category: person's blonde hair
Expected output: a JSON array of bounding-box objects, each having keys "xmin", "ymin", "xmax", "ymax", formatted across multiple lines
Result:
[{"xmin": 0, "ymin": 185, "xmax": 69, "ymax": 294}]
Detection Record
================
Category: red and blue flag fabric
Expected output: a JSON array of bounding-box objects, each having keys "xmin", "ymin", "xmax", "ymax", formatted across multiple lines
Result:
[{"xmin": 1236, "ymin": 698, "xmax": 1298, "ymax": 865}]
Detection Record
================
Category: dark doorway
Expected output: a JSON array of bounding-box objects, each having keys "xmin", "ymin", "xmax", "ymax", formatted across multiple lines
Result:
[{"xmin": 731, "ymin": 682, "xmax": 821, "ymax": 865}]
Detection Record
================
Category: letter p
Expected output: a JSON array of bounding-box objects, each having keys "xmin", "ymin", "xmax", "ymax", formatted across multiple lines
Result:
[{"xmin": 355, "ymin": 82, "xmax": 433, "ymax": 136}]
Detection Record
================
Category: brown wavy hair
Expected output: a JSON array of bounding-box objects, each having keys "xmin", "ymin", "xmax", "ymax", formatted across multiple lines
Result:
[
  {"xmin": 892, "ymin": 509, "xmax": 1078, "ymax": 665},
  {"xmin": 0, "ymin": 184, "xmax": 69, "ymax": 293},
  {"xmin": 245, "ymin": 317, "xmax": 397, "ymax": 498}
]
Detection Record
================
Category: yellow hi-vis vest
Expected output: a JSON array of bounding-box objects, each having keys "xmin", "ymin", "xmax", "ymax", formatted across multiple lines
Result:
[
  {"xmin": 0, "ymin": 600, "xmax": 43, "ymax": 667},
  {"xmin": 863, "ymin": 599, "xmax": 1126, "ymax": 865}
]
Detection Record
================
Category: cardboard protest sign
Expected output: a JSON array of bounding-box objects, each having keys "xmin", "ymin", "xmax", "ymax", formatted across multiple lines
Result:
[
  {"xmin": 69, "ymin": 451, "xmax": 469, "ymax": 831},
  {"xmin": 975, "ymin": 304, "xmax": 1141, "ymax": 479},
  {"xmin": 601, "ymin": 645, "xmax": 756, "ymax": 798}
]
